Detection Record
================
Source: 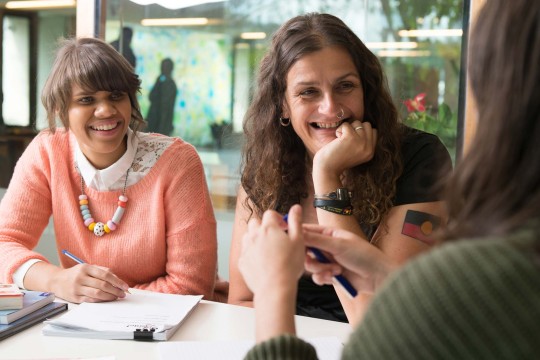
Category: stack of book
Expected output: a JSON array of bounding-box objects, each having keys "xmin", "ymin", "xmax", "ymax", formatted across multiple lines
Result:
[
  {"xmin": 0, "ymin": 284, "xmax": 68, "ymax": 341},
  {"xmin": 0, "ymin": 284, "xmax": 24, "ymax": 310}
]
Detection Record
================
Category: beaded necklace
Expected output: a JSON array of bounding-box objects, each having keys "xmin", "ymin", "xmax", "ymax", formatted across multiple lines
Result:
[{"xmin": 76, "ymin": 164, "xmax": 130, "ymax": 237}]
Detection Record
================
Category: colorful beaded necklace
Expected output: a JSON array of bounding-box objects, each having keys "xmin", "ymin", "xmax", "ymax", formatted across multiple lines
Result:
[{"xmin": 76, "ymin": 164, "xmax": 130, "ymax": 237}]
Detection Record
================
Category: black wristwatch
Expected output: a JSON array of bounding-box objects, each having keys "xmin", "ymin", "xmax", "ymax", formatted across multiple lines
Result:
[
  {"xmin": 313, "ymin": 188, "xmax": 353, "ymax": 216},
  {"xmin": 314, "ymin": 187, "xmax": 352, "ymax": 201}
]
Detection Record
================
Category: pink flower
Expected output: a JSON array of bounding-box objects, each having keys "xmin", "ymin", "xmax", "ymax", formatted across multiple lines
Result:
[{"xmin": 403, "ymin": 93, "xmax": 426, "ymax": 112}]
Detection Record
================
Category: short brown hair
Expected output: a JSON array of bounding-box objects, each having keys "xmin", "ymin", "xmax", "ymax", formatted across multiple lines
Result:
[{"xmin": 41, "ymin": 37, "xmax": 144, "ymax": 132}]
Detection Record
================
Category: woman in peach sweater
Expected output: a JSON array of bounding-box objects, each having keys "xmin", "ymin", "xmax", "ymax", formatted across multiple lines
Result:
[{"xmin": 0, "ymin": 38, "xmax": 218, "ymax": 303}]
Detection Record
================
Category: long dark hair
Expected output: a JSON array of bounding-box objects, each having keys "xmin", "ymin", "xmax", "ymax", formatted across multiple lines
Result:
[
  {"xmin": 241, "ymin": 13, "xmax": 402, "ymax": 225},
  {"xmin": 444, "ymin": 0, "xmax": 540, "ymax": 239},
  {"xmin": 41, "ymin": 37, "xmax": 144, "ymax": 133}
]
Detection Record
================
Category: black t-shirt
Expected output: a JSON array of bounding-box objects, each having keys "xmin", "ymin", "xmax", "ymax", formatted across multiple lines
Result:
[
  {"xmin": 394, "ymin": 127, "xmax": 452, "ymax": 206},
  {"xmin": 296, "ymin": 127, "xmax": 453, "ymax": 323}
]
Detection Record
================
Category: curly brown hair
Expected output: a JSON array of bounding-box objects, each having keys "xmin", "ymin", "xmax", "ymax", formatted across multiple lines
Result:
[
  {"xmin": 241, "ymin": 13, "xmax": 403, "ymax": 226},
  {"xmin": 41, "ymin": 37, "xmax": 145, "ymax": 133}
]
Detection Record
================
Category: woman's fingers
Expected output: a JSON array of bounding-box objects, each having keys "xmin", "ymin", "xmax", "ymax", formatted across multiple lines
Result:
[
  {"xmin": 305, "ymin": 254, "xmax": 342, "ymax": 276},
  {"xmin": 239, "ymin": 208, "xmax": 305, "ymax": 295},
  {"xmin": 93, "ymin": 265, "xmax": 130, "ymax": 292},
  {"xmin": 56, "ymin": 264, "xmax": 128, "ymax": 303},
  {"xmin": 303, "ymin": 224, "xmax": 366, "ymax": 251},
  {"xmin": 311, "ymin": 271, "xmax": 338, "ymax": 286},
  {"xmin": 287, "ymin": 204, "xmax": 302, "ymax": 242},
  {"xmin": 87, "ymin": 266, "xmax": 129, "ymax": 295}
]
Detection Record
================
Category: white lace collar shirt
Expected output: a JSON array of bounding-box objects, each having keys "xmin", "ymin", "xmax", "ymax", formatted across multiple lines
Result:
[{"xmin": 74, "ymin": 128, "xmax": 142, "ymax": 191}]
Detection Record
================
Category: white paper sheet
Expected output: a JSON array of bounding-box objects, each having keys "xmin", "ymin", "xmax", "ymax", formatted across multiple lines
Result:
[{"xmin": 43, "ymin": 289, "xmax": 202, "ymax": 340}]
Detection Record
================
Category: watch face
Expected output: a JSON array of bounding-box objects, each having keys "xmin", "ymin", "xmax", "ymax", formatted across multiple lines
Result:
[
  {"xmin": 315, "ymin": 188, "xmax": 352, "ymax": 201},
  {"xmin": 336, "ymin": 188, "xmax": 351, "ymax": 201}
]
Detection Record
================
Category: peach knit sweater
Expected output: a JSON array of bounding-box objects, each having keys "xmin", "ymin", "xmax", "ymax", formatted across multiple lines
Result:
[{"xmin": 0, "ymin": 130, "xmax": 217, "ymax": 299}]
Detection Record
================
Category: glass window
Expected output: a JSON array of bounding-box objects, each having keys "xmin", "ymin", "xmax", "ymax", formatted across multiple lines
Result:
[
  {"xmin": 103, "ymin": 0, "xmax": 466, "ymax": 217},
  {"xmin": 1, "ymin": 8, "xmax": 75, "ymax": 131},
  {"xmin": 2, "ymin": 15, "xmax": 30, "ymax": 127},
  {"xmin": 36, "ymin": 13, "xmax": 76, "ymax": 129}
]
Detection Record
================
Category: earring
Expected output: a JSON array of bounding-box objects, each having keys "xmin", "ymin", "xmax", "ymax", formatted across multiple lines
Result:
[
  {"xmin": 279, "ymin": 117, "xmax": 291, "ymax": 127},
  {"xmin": 336, "ymin": 108, "xmax": 344, "ymax": 120}
]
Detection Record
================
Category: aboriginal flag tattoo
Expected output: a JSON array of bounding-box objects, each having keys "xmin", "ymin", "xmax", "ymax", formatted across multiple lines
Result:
[{"xmin": 401, "ymin": 210, "xmax": 441, "ymax": 244}]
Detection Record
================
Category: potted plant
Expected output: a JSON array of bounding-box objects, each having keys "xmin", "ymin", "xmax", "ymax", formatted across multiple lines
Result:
[{"xmin": 210, "ymin": 119, "xmax": 233, "ymax": 149}]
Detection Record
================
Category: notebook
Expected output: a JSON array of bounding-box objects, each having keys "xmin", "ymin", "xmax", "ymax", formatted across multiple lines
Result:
[
  {"xmin": 42, "ymin": 289, "xmax": 202, "ymax": 341},
  {"xmin": 158, "ymin": 337, "xmax": 344, "ymax": 360},
  {"xmin": 0, "ymin": 283, "xmax": 24, "ymax": 310},
  {"xmin": 0, "ymin": 291, "xmax": 55, "ymax": 324},
  {"xmin": 0, "ymin": 302, "xmax": 68, "ymax": 341}
]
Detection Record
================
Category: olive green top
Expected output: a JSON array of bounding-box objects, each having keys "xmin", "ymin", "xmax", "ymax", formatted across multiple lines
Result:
[{"xmin": 245, "ymin": 224, "xmax": 540, "ymax": 359}]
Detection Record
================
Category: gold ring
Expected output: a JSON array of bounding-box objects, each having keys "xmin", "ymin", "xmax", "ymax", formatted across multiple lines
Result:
[{"xmin": 354, "ymin": 126, "xmax": 364, "ymax": 130}]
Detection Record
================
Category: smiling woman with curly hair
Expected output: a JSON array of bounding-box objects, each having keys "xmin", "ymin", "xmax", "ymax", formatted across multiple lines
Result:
[{"xmin": 228, "ymin": 13, "xmax": 452, "ymax": 323}]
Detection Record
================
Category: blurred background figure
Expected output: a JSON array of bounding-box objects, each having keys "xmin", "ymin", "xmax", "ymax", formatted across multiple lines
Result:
[
  {"xmin": 146, "ymin": 58, "xmax": 178, "ymax": 136},
  {"xmin": 110, "ymin": 27, "xmax": 136, "ymax": 69}
]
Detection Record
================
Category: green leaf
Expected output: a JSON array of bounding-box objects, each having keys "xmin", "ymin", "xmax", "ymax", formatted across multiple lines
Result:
[{"xmin": 438, "ymin": 103, "xmax": 452, "ymax": 124}]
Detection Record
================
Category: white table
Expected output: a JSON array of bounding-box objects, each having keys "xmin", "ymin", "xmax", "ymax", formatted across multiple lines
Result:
[{"xmin": 0, "ymin": 300, "xmax": 352, "ymax": 359}]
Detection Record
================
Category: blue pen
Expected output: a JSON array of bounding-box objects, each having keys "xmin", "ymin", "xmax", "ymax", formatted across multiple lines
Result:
[
  {"xmin": 62, "ymin": 249, "xmax": 86, "ymax": 264},
  {"xmin": 282, "ymin": 214, "xmax": 358, "ymax": 298}
]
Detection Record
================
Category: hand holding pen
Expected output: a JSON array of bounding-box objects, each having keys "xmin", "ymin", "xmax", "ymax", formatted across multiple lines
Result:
[
  {"xmin": 283, "ymin": 215, "xmax": 358, "ymax": 298},
  {"xmin": 302, "ymin": 223, "xmax": 396, "ymax": 297},
  {"xmin": 59, "ymin": 249, "xmax": 131, "ymax": 302}
]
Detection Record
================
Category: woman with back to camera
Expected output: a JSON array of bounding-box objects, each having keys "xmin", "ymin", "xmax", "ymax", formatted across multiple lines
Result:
[
  {"xmin": 0, "ymin": 38, "xmax": 218, "ymax": 303},
  {"xmin": 240, "ymin": 0, "xmax": 540, "ymax": 358},
  {"xmin": 228, "ymin": 13, "xmax": 452, "ymax": 323}
]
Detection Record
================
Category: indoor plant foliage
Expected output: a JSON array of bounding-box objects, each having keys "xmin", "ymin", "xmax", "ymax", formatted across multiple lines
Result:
[{"xmin": 402, "ymin": 92, "xmax": 457, "ymax": 156}]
